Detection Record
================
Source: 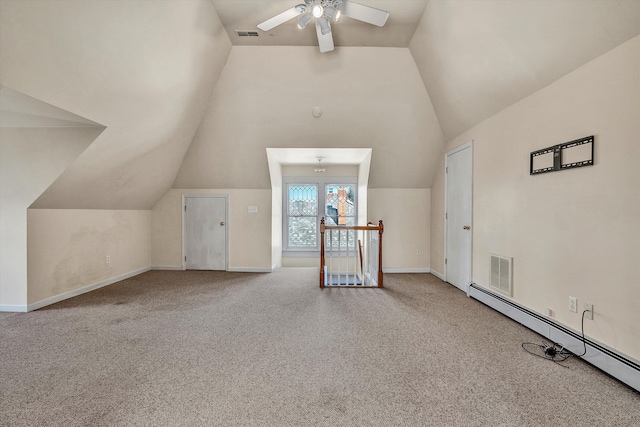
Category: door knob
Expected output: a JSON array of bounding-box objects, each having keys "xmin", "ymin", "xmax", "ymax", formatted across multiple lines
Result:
[
  {"xmin": 220, "ymin": 221, "xmax": 225, "ymax": 226},
  {"xmin": 463, "ymin": 225, "xmax": 470, "ymax": 230}
]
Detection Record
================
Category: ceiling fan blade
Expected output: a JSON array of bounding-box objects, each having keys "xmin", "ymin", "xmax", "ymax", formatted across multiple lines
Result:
[
  {"xmin": 341, "ymin": 0, "xmax": 389, "ymax": 27},
  {"xmin": 315, "ymin": 19, "xmax": 334, "ymax": 53},
  {"xmin": 257, "ymin": 6, "xmax": 304, "ymax": 31}
]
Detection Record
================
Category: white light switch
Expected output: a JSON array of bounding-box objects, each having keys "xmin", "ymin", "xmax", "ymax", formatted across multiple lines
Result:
[{"xmin": 248, "ymin": 206, "xmax": 258, "ymax": 214}]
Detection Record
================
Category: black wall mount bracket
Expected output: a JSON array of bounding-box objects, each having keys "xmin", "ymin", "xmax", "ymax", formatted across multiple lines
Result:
[{"xmin": 530, "ymin": 135, "xmax": 594, "ymax": 175}]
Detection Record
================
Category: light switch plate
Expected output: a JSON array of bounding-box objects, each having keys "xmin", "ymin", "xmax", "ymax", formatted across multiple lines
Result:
[{"xmin": 248, "ymin": 206, "xmax": 258, "ymax": 214}]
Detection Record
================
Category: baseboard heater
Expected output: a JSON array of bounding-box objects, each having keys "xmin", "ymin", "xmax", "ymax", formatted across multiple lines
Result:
[{"xmin": 469, "ymin": 283, "xmax": 640, "ymax": 392}]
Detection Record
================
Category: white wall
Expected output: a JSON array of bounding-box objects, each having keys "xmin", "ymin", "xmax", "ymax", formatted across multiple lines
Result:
[
  {"xmin": 432, "ymin": 36, "xmax": 640, "ymax": 360},
  {"xmin": 0, "ymin": 127, "xmax": 100, "ymax": 309},
  {"xmin": 27, "ymin": 210, "xmax": 151, "ymax": 306},
  {"xmin": 152, "ymin": 189, "xmax": 273, "ymax": 271}
]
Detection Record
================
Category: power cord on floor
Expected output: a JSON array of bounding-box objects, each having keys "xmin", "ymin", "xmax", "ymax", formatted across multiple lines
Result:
[{"xmin": 521, "ymin": 309, "xmax": 589, "ymax": 367}]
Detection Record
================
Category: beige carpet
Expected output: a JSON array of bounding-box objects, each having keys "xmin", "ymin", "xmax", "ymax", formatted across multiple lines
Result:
[{"xmin": 1, "ymin": 268, "xmax": 638, "ymax": 426}]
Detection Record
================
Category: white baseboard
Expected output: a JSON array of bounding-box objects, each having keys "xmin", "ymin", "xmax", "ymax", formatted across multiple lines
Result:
[
  {"xmin": 469, "ymin": 283, "xmax": 640, "ymax": 392},
  {"xmin": 431, "ymin": 270, "xmax": 445, "ymax": 281},
  {"xmin": 151, "ymin": 265, "xmax": 183, "ymax": 270},
  {"xmin": 383, "ymin": 268, "xmax": 431, "ymax": 274},
  {"xmin": 0, "ymin": 304, "xmax": 28, "ymax": 313},
  {"xmin": 227, "ymin": 267, "xmax": 273, "ymax": 273},
  {"xmin": 26, "ymin": 266, "xmax": 151, "ymax": 312}
]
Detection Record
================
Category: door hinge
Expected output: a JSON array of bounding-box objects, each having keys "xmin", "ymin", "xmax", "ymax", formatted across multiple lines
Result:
[
  {"xmin": 445, "ymin": 212, "xmax": 448, "ymax": 219},
  {"xmin": 445, "ymin": 258, "xmax": 447, "ymax": 265},
  {"xmin": 446, "ymin": 167, "xmax": 448, "ymax": 173},
  {"xmin": 184, "ymin": 205, "xmax": 187, "ymax": 211},
  {"xmin": 184, "ymin": 256, "xmax": 187, "ymax": 262}
]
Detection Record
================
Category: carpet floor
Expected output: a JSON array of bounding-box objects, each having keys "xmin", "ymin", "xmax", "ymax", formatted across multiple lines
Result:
[{"xmin": 1, "ymin": 268, "xmax": 638, "ymax": 426}]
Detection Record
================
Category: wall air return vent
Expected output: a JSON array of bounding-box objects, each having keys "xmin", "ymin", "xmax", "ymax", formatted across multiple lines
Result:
[
  {"xmin": 235, "ymin": 31, "xmax": 259, "ymax": 37},
  {"xmin": 490, "ymin": 254, "xmax": 513, "ymax": 297}
]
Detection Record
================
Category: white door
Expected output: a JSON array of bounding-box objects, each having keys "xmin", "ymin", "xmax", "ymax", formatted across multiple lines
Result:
[
  {"xmin": 184, "ymin": 196, "xmax": 227, "ymax": 270},
  {"xmin": 446, "ymin": 143, "xmax": 473, "ymax": 292}
]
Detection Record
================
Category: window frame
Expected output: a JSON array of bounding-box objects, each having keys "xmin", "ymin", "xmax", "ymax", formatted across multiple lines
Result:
[{"xmin": 283, "ymin": 176, "xmax": 357, "ymax": 256}]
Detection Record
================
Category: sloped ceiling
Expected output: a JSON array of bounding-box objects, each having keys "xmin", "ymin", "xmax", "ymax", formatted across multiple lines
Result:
[
  {"xmin": 0, "ymin": 0, "xmax": 232, "ymax": 209},
  {"xmin": 211, "ymin": 0, "xmax": 428, "ymax": 48},
  {"xmin": 213, "ymin": 0, "xmax": 640, "ymax": 140},
  {"xmin": 409, "ymin": 0, "xmax": 640, "ymax": 140},
  {"xmin": 0, "ymin": 87, "xmax": 104, "ymax": 128},
  {"xmin": 173, "ymin": 46, "xmax": 444, "ymax": 189},
  {"xmin": 1, "ymin": 0, "xmax": 639, "ymax": 209}
]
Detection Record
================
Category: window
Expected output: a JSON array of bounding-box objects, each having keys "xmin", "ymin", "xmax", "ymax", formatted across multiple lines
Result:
[
  {"xmin": 287, "ymin": 184, "xmax": 318, "ymax": 249},
  {"xmin": 284, "ymin": 178, "xmax": 357, "ymax": 253}
]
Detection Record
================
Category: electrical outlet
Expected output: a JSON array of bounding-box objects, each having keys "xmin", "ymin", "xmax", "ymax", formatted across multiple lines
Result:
[
  {"xmin": 416, "ymin": 249, "xmax": 421, "ymax": 255},
  {"xmin": 569, "ymin": 296, "xmax": 577, "ymax": 313},
  {"xmin": 106, "ymin": 255, "xmax": 111, "ymax": 264},
  {"xmin": 584, "ymin": 303, "xmax": 594, "ymax": 320}
]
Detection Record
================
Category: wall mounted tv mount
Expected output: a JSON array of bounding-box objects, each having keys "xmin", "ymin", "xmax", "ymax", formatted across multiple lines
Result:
[{"xmin": 530, "ymin": 135, "xmax": 594, "ymax": 175}]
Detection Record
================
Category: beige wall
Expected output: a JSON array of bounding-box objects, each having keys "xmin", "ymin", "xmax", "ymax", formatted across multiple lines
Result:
[
  {"xmin": 27, "ymin": 209, "xmax": 151, "ymax": 305},
  {"xmin": 368, "ymin": 189, "xmax": 430, "ymax": 271},
  {"xmin": 432, "ymin": 36, "xmax": 640, "ymax": 359},
  {"xmin": 282, "ymin": 183, "xmax": 430, "ymax": 271},
  {"xmin": 1, "ymin": 0, "xmax": 231, "ymax": 210},
  {"xmin": 0, "ymin": 127, "xmax": 100, "ymax": 309},
  {"xmin": 152, "ymin": 189, "xmax": 273, "ymax": 270},
  {"xmin": 429, "ymin": 152, "xmax": 446, "ymax": 278},
  {"xmin": 173, "ymin": 46, "xmax": 445, "ymax": 190}
]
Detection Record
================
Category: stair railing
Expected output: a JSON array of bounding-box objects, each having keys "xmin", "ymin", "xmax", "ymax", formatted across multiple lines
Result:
[{"xmin": 320, "ymin": 218, "xmax": 384, "ymax": 288}]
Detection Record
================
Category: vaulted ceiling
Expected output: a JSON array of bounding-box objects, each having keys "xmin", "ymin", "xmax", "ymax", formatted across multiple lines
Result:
[
  {"xmin": 1, "ymin": 0, "xmax": 639, "ymax": 209},
  {"xmin": 213, "ymin": 0, "xmax": 640, "ymax": 139}
]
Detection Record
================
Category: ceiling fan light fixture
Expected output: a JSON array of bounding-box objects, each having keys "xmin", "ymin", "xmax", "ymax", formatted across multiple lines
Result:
[
  {"xmin": 314, "ymin": 158, "xmax": 326, "ymax": 173},
  {"xmin": 257, "ymin": 0, "xmax": 389, "ymax": 54},
  {"xmin": 297, "ymin": 13, "xmax": 312, "ymax": 30},
  {"xmin": 312, "ymin": 4, "xmax": 324, "ymax": 18},
  {"xmin": 325, "ymin": 5, "xmax": 341, "ymax": 22},
  {"xmin": 318, "ymin": 17, "xmax": 331, "ymax": 35}
]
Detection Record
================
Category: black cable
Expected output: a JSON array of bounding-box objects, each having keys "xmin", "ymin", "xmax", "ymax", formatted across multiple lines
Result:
[
  {"xmin": 574, "ymin": 308, "xmax": 589, "ymax": 357},
  {"xmin": 521, "ymin": 309, "xmax": 590, "ymax": 366}
]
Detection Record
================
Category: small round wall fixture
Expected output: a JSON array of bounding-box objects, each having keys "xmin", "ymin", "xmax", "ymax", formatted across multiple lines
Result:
[{"xmin": 312, "ymin": 107, "xmax": 322, "ymax": 118}]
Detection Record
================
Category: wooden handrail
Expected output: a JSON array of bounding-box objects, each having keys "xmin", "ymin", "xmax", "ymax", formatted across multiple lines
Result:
[
  {"xmin": 322, "ymin": 224, "xmax": 381, "ymax": 231},
  {"xmin": 320, "ymin": 217, "xmax": 384, "ymax": 288}
]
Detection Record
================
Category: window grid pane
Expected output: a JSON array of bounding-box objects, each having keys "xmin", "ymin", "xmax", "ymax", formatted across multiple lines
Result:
[
  {"xmin": 325, "ymin": 185, "xmax": 355, "ymax": 226},
  {"xmin": 288, "ymin": 185, "xmax": 318, "ymax": 216},
  {"xmin": 287, "ymin": 184, "xmax": 318, "ymax": 248},
  {"xmin": 288, "ymin": 217, "xmax": 317, "ymax": 248}
]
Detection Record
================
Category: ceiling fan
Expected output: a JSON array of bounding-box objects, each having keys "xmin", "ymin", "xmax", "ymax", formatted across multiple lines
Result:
[{"xmin": 257, "ymin": 0, "xmax": 390, "ymax": 53}]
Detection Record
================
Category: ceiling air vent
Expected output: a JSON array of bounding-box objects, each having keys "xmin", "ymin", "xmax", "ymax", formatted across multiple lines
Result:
[
  {"xmin": 235, "ymin": 31, "xmax": 259, "ymax": 37},
  {"xmin": 490, "ymin": 254, "xmax": 513, "ymax": 297}
]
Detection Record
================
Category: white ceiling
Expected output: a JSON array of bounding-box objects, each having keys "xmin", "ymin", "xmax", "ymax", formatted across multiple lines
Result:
[{"xmin": 211, "ymin": 0, "xmax": 427, "ymax": 48}]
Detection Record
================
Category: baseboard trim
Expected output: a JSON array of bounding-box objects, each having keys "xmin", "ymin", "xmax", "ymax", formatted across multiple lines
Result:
[
  {"xmin": 431, "ymin": 270, "xmax": 445, "ymax": 281},
  {"xmin": 383, "ymin": 268, "xmax": 431, "ymax": 274},
  {"xmin": 0, "ymin": 304, "xmax": 28, "ymax": 313},
  {"xmin": 469, "ymin": 282, "xmax": 640, "ymax": 392},
  {"xmin": 26, "ymin": 267, "xmax": 151, "ymax": 312},
  {"xmin": 227, "ymin": 267, "xmax": 273, "ymax": 273},
  {"xmin": 151, "ymin": 265, "xmax": 183, "ymax": 270}
]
